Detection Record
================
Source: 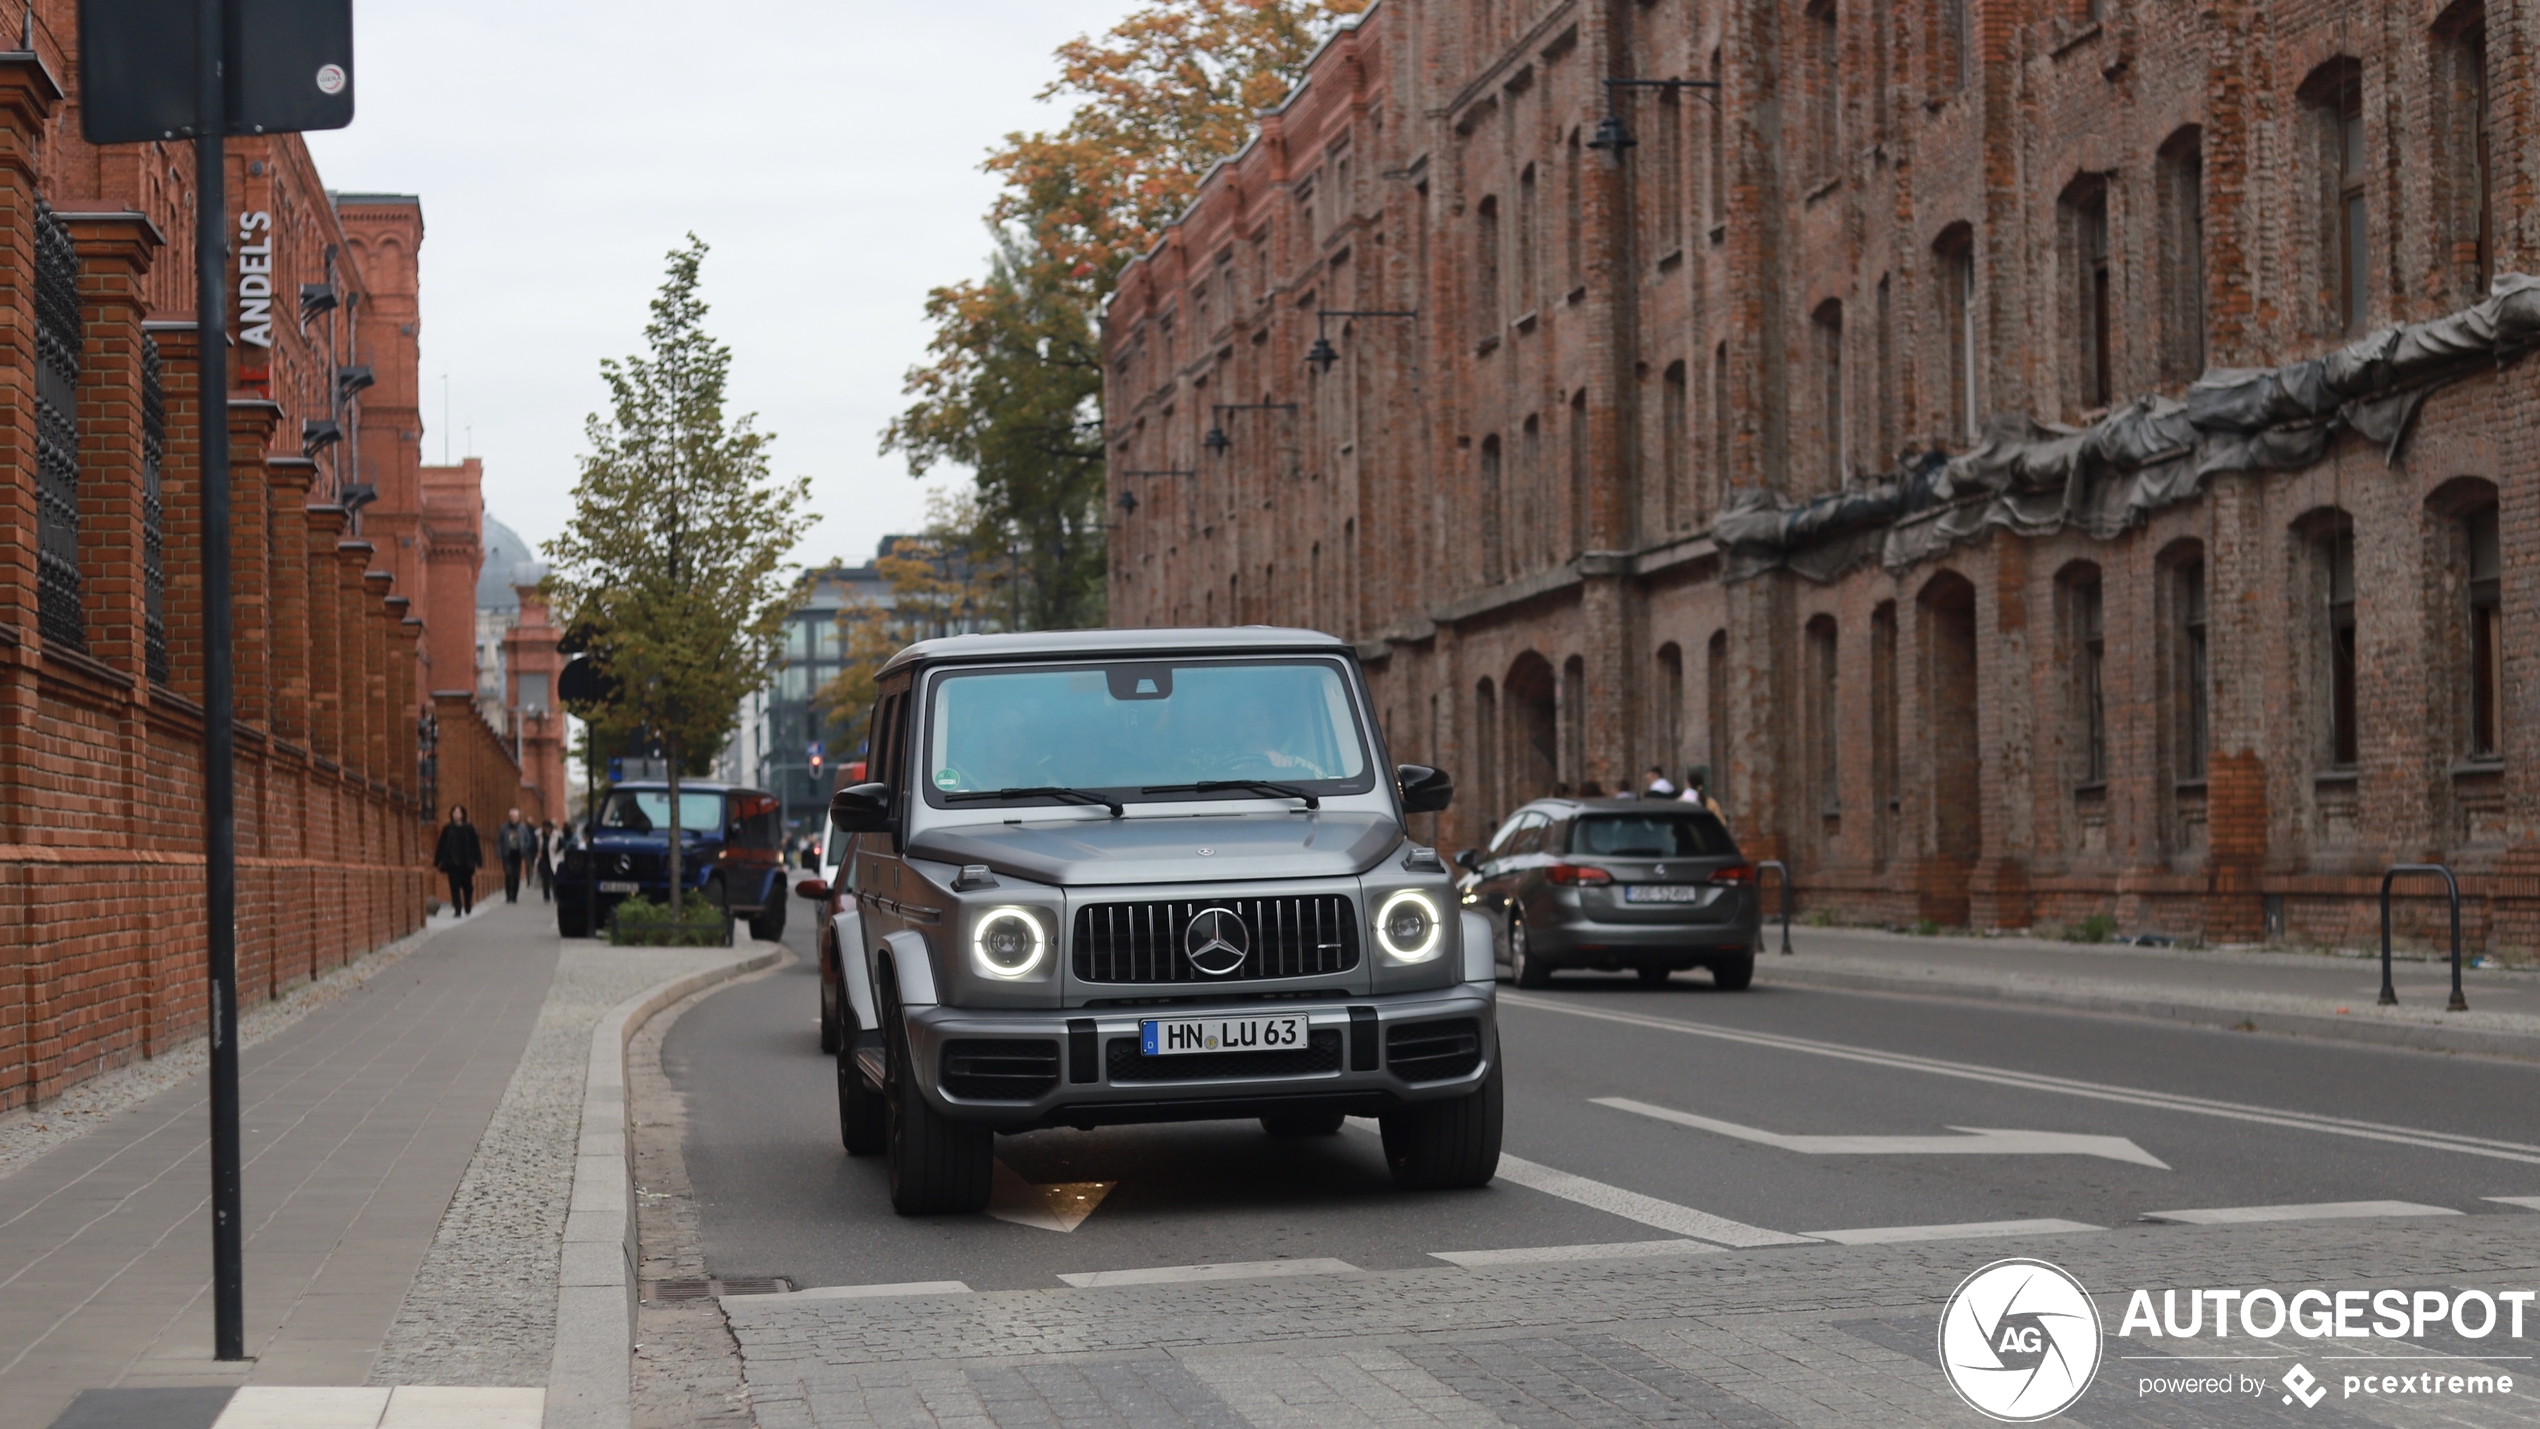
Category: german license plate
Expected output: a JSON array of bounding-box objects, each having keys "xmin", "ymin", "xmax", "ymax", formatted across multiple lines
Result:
[
  {"xmin": 1140, "ymin": 1013, "xmax": 1309, "ymax": 1056},
  {"xmin": 1624, "ymin": 884, "xmax": 1707, "ymax": 903},
  {"xmin": 599, "ymin": 880, "xmax": 640, "ymax": 894}
]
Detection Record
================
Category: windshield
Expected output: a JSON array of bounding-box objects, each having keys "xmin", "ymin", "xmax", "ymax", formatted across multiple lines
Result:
[
  {"xmin": 598, "ymin": 790, "xmax": 724, "ymax": 835},
  {"xmin": 924, "ymin": 659, "xmax": 1373, "ymax": 805},
  {"xmin": 1570, "ymin": 812, "xmax": 1733, "ymax": 857}
]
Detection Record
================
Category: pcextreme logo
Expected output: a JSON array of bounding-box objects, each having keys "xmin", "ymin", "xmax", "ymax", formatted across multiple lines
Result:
[{"xmin": 1939, "ymin": 1259, "xmax": 2105, "ymax": 1422}]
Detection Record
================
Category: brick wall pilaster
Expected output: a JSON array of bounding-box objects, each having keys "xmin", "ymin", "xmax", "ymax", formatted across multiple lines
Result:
[
  {"xmin": 333, "ymin": 539, "xmax": 375, "ymax": 785},
  {"xmin": 64, "ymin": 213, "xmax": 159, "ymax": 682},
  {"xmin": 302, "ymin": 503, "xmax": 346, "ymax": 763},
  {"xmin": 226, "ymin": 400, "xmax": 280, "ymax": 732},
  {"xmin": 264, "ymin": 456, "xmax": 315, "ymax": 747}
]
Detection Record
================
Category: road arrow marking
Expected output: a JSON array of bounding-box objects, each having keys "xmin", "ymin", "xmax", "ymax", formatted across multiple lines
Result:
[
  {"xmin": 986, "ymin": 1160, "xmax": 1114, "ymax": 1232},
  {"xmin": 1593, "ymin": 1096, "xmax": 2171, "ymax": 1168},
  {"xmin": 1492, "ymin": 1154, "xmax": 1818, "ymax": 1246}
]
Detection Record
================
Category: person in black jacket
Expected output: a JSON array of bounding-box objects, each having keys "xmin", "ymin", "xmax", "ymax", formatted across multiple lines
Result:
[{"xmin": 434, "ymin": 804, "xmax": 484, "ymax": 916}]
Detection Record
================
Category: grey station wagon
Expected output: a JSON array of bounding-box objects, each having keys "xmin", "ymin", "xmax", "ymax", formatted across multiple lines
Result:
[
  {"xmin": 1457, "ymin": 797, "xmax": 1761, "ymax": 989},
  {"xmin": 804, "ymin": 627, "xmax": 1502, "ymax": 1215}
]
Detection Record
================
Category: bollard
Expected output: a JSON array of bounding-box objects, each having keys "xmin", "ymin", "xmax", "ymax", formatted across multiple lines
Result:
[
  {"xmin": 2379, "ymin": 864, "xmax": 2466, "ymax": 1012},
  {"xmin": 1754, "ymin": 859, "xmax": 1795, "ymax": 955}
]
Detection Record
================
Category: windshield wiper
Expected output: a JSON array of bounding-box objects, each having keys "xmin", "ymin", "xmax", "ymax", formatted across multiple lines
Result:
[
  {"xmin": 942, "ymin": 786, "xmax": 1124, "ymax": 817},
  {"xmin": 1141, "ymin": 780, "xmax": 1320, "ymax": 810}
]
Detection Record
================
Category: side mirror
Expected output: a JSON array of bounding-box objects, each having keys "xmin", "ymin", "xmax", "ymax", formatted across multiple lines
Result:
[
  {"xmin": 1397, "ymin": 763, "xmax": 1455, "ymax": 814},
  {"xmin": 794, "ymin": 877, "xmax": 831, "ymax": 902},
  {"xmin": 1454, "ymin": 848, "xmax": 1483, "ymax": 873},
  {"xmin": 829, "ymin": 781, "xmax": 892, "ymax": 834}
]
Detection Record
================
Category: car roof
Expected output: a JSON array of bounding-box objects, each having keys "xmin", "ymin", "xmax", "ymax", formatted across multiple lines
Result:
[{"xmin": 877, "ymin": 626, "xmax": 1353, "ymax": 680}]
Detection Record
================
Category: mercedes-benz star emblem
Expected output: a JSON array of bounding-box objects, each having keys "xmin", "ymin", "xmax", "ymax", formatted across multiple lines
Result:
[
  {"xmin": 1654, "ymin": 863, "xmax": 1669, "ymax": 877},
  {"xmin": 1183, "ymin": 906, "xmax": 1251, "ymax": 977}
]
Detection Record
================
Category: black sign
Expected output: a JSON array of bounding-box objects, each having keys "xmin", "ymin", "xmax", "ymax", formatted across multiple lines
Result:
[{"xmin": 79, "ymin": 0, "xmax": 353, "ymax": 144}]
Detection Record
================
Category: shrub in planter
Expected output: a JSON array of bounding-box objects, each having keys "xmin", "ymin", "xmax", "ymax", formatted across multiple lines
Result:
[{"xmin": 608, "ymin": 893, "xmax": 733, "ymax": 948}]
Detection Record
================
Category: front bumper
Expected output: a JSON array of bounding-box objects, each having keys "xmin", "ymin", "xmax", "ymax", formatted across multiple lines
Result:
[{"xmin": 901, "ymin": 983, "xmax": 1497, "ymax": 1129}]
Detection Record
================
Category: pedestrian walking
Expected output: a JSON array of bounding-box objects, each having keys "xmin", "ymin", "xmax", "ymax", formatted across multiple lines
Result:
[
  {"xmin": 1644, "ymin": 765, "xmax": 1678, "ymax": 797},
  {"xmin": 434, "ymin": 805, "xmax": 484, "ymax": 916},
  {"xmin": 535, "ymin": 819, "xmax": 558, "ymax": 903},
  {"xmin": 1680, "ymin": 767, "xmax": 1726, "ymax": 821},
  {"xmin": 497, "ymin": 807, "xmax": 535, "ymax": 903}
]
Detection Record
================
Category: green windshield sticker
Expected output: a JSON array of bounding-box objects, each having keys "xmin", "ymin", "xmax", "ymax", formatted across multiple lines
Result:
[{"xmin": 934, "ymin": 768, "xmax": 960, "ymax": 789}]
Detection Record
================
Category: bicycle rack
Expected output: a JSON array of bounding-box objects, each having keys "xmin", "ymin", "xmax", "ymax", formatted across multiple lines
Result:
[
  {"xmin": 1754, "ymin": 860, "xmax": 1794, "ymax": 955},
  {"xmin": 2379, "ymin": 863, "xmax": 2466, "ymax": 1012}
]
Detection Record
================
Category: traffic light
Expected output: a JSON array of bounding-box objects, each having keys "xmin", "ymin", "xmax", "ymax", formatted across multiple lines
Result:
[{"xmin": 808, "ymin": 741, "xmax": 824, "ymax": 779}]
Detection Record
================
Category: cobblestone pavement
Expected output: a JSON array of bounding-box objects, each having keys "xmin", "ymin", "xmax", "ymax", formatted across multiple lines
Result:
[
  {"xmin": 722, "ymin": 1217, "xmax": 2540, "ymax": 1428},
  {"xmin": 367, "ymin": 941, "xmax": 735, "ymax": 1387}
]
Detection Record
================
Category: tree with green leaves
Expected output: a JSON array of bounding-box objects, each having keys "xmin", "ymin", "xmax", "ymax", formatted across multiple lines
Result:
[
  {"xmin": 887, "ymin": 0, "xmax": 1365, "ymax": 631},
  {"xmin": 546, "ymin": 236, "xmax": 816, "ymax": 915}
]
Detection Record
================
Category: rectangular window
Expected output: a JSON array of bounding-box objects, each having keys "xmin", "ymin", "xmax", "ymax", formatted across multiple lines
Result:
[
  {"xmin": 2066, "ymin": 180, "xmax": 2112, "ymax": 410},
  {"xmin": 1477, "ymin": 197, "xmax": 1502, "ymax": 336},
  {"xmin": 2340, "ymin": 102, "xmax": 2367, "ymax": 333},
  {"xmin": 1712, "ymin": 342, "xmax": 1732, "ymax": 495},
  {"xmin": 2438, "ymin": 16, "xmax": 2491, "ymax": 300},
  {"xmin": 1874, "ymin": 274, "xmax": 1895, "ymax": 467},
  {"xmin": 1808, "ymin": 619, "xmax": 1840, "ymax": 813},
  {"xmin": 1707, "ymin": 49, "xmax": 1727, "ymax": 225},
  {"xmin": 1517, "ymin": 165, "xmax": 1539, "ymax": 307},
  {"xmin": 1813, "ymin": 303, "xmax": 1844, "ymax": 487},
  {"xmin": 1662, "ymin": 360, "xmax": 1688, "ymax": 529},
  {"xmin": 2327, "ymin": 526, "xmax": 2358, "ymax": 766},
  {"xmin": 1657, "ymin": 91, "xmax": 1685, "ymax": 253},
  {"xmin": 1706, "ymin": 630, "xmax": 1731, "ymax": 808},
  {"xmin": 2159, "ymin": 132, "xmax": 2206, "ymax": 383},
  {"xmin": 2176, "ymin": 559, "xmax": 2208, "ymax": 780},
  {"xmin": 1808, "ymin": 2, "xmax": 1840, "ymax": 182},
  {"xmin": 2469, "ymin": 506, "xmax": 2502, "ymax": 758},
  {"xmin": 1872, "ymin": 601, "xmax": 1899, "ymax": 850},
  {"xmin": 2073, "ymin": 576, "xmax": 2107, "ymax": 784},
  {"xmin": 1566, "ymin": 130, "xmax": 1584, "ymax": 285},
  {"xmin": 1937, "ymin": 232, "xmax": 1977, "ymax": 441}
]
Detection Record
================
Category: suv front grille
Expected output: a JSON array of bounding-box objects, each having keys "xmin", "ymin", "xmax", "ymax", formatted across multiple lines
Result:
[
  {"xmin": 1074, "ymin": 896, "xmax": 1360, "ymax": 983},
  {"xmin": 1106, "ymin": 1028, "xmax": 1345, "ymax": 1082},
  {"xmin": 939, "ymin": 1038, "xmax": 1060, "ymax": 1100},
  {"xmin": 1386, "ymin": 1018, "xmax": 1483, "ymax": 1082}
]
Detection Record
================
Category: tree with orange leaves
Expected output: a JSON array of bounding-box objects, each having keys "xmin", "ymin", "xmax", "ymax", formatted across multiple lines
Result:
[{"xmin": 884, "ymin": 0, "xmax": 1365, "ymax": 631}]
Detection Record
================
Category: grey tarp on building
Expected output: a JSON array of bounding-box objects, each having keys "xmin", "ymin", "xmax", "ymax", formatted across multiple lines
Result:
[{"xmin": 1716, "ymin": 274, "xmax": 2540, "ymax": 582}]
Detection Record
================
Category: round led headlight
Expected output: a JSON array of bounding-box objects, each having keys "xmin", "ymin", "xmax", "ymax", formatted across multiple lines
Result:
[
  {"xmin": 1376, "ymin": 889, "xmax": 1444, "ymax": 962},
  {"xmin": 971, "ymin": 907, "xmax": 1047, "ymax": 979}
]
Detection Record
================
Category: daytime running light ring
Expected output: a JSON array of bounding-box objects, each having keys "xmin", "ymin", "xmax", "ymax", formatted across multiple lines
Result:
[
  {"xmin": 972, "ymin": 906, "xmax": 1048, "ymax": 979},
  {"xmin": 1376, "ymin": 889, "xmax": 1445, "ymax": 962}
]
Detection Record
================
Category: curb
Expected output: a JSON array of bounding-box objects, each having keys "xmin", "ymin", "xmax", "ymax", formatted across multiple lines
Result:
[
  {"xmin": 544, "ymin": 941, "xmax": 785, "ymax": 1429},
  {"xmin": 1761, "ymin": 961, "xmax": 2540, "ymax": 1063}
]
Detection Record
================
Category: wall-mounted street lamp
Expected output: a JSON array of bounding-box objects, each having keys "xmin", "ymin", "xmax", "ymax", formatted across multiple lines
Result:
[
  {"xmin": 1306, "ymin": 309, "xmax": 1418, "ymax": 374},
  {"xmin": 1204, "ymin": 402, "xmax": 1298, "ymax": 454},
  {"xmin": 1587, "ymin": 76, "xmax": 1721, "ymax": 161}
]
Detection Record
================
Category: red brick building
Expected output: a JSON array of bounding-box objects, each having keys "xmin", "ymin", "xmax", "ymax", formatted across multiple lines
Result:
[
  {"xmin": 1102, "ymin": 0, "xmax": 2539, "ymax": 951},
  {"xmin": 0, "ymin": 5, "xmax": 515, "ymax": 1109}
]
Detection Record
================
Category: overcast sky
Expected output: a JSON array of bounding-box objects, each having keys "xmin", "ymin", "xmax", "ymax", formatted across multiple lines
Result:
[{"xmin": 303, "ymin": 0, "xmax": 1142, "ymax": 573}]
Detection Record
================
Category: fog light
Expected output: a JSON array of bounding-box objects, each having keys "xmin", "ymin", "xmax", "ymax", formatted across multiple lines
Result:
[
  {"xmin": 972, "ymin": 907, "xmax": 1047, "ymax": 979},
  {"xmin": 1376, "ymin": 889, "xmax": 1444, "ymax": 962}
]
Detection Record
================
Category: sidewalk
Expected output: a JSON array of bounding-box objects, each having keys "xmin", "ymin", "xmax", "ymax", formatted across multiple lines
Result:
[
  {"xmin": 4, "ymin": 892, "xmax": 766, "ymax": 1429},
  {"xmin": 1759, "ymin": 925, "xmax": 2540, "ymax": 1059}
]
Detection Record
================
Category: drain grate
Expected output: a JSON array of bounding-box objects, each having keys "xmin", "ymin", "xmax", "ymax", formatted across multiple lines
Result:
[{"xmin": 641, "ymin": 1276, "xmax": 794, "ymax": 1301}]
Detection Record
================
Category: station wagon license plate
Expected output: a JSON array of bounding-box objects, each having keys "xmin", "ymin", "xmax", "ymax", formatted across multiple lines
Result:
[
  {"xmin": 1624, "ymin": 884, "xmax": 1707, "ymax": 903},
  {"xmin": 1140, "ymin": 1014, "xmax": 1309, "ymax": 1056},
  {"xmin": 599, "ymin": 880, "xmax": 640, "ymax": 894}
]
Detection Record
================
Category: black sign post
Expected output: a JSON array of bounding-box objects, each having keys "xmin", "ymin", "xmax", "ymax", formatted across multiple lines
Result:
[{"xmin": 79, "ymin": 0, "xmax": 353, "ymax": 1364}]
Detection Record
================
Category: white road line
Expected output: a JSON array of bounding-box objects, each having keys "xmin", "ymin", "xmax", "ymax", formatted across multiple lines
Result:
[
  {"xmin": 764, "ymin": 1280, "xmax": 973, "ymax": 1300},
  {"xmin": 1429, "ymin": 1238, "xmax": 1720, "ymax": 1267},
  {"xmin": 1802, "ymin": 1218, "xmax": 2103, "ymax": 1245},
  {"xmin": 2141, "ymin": 1200, "xmax": 2463, "ymax": 1225},
  {"xmin": 1595, "ymin": 1096, "xmax": 2169, "ymax": 1168},
  {"xmin": 1501, "ymin": 992, "xmax": 2540, "ymax": 1166},
  {"xmin": 1056, "ymin": 1258, "xmax": 1359, "ymax": 1288},
  {"xmin": 1493, "ymin": 1154, "xmax": 1817, "ymax": 1247},
  {"xmin": 2484, "ymin": 1197, "xmax": 2540, "ymax": 1210}
]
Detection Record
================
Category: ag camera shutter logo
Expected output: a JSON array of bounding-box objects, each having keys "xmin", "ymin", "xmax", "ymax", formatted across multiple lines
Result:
[{"xmin": 1939, "ymin": 1258, "xmax": 2104, "ymax": 1421}]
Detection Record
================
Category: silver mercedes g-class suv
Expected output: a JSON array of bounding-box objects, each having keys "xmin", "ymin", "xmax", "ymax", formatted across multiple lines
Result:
[{"xmin": 814, "ymin": 627, "xmax": 1502, "ymax": 1214}]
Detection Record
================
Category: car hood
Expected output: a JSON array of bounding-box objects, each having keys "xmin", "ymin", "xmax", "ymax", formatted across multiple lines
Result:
[{"xmin": 907, "ymin": 812, "xmax": 1402, "ymax": 886}]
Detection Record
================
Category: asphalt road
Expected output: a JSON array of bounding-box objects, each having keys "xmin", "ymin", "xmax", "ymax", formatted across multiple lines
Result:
[{"xmin": 659, "ymin": 916, "xmax": 2540, "ymax": 1293}]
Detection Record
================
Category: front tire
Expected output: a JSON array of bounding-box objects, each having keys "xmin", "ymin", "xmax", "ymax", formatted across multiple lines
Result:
[
  {"xmin": 557, "ymin": 898, "xmax": 590, "ymax": 939},
  {"xmin": 882, "ymin": 1000, "xmax": 992, "ymax": 1214},
  {"xmin": 1381, "ymin": 1059, "xmax": 1503, "ymax": 1190},
  {"xmin": 1710, "ymin": 953, "xmax": 1755, "ymax": 991},
  {"xmin": 818, "ymin": 943, "xmax": 843, "ymax": 1055},
  {"xmin": 1261, "ymin": 1110, "xmax": 1346, "ymax": 1137},
  {"xmin": 837, "ymin": 1041, "xmax": 884, "ymax": 1156},
  {"xmin": 748, "ymin": 890, "xmax": 787, "ymax": 941},
  {"xmin": 1509, "ymin": 913, "xmax": 1552, "ymax": 989}
]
